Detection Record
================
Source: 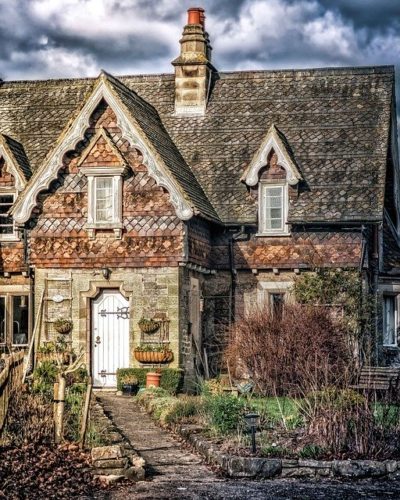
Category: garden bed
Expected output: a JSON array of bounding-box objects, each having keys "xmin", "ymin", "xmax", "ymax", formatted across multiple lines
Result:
[{"xmin": 135, "ymin": 386, "xmax": 400, "ymax": 480}]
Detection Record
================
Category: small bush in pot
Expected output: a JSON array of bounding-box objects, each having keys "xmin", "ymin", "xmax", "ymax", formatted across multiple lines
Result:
[{"xmin": 120, "ymin": 373, "xmax": 139, "ymax": 395}]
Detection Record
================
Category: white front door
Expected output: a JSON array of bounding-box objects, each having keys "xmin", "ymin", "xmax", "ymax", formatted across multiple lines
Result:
[{"xmin": 92, "ymin": 290, "xmax": 130, "ymax": 387}]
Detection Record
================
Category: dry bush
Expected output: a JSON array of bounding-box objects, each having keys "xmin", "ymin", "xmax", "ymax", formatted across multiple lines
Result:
[
  {"xmin": 225, "ymin": 303, "xmax": 353, "ymax": 396},
  {"xmin": 3, "ymin": 390, "xmax": 53, "ymax": 447}
]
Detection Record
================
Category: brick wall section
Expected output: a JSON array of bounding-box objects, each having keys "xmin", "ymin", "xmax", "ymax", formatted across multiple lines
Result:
[
  {"xmin": 211, "ymin": 230, "xmax": 362, "ymax": 270},
  {"xmin": 29, "ymin": 101, "xmax": 184, "ymax": 269}
]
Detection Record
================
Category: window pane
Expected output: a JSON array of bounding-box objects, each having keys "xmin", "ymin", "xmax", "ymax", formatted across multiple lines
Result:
[
  {"xmin": 270, "ymin": 293, "xmax": 284, "ymax": 318},
  {"xmin": 263, "ymin": 186, "xmax": 284, "ymax": 232},
  {"xmin": 0, "ymin": 297, "xmax": 5, "ymax": 344},
  {"xmin": 383, "ymin": 296, "xmax": 396, "ymax": 346},
  {"xmin": 0, "ymin": 195, "xmax": 14, "ymax": 234},
  {"xmin": 12, "ymin": 296, "xmax": 29, "ymax": 345},
  {"xmin": 95, "ymin": 178, "xmax": 114, "ymax": 222}
]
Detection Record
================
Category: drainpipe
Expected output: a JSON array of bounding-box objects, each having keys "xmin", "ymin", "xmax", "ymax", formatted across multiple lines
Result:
[{"xmin": 229, "ymin": 226, "xmax": 247, "ymax": 325}]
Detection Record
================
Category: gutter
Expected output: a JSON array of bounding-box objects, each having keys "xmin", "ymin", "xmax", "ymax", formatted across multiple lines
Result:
[{"xmin": 228, "ymin": 226, "xmax": 248, "ymax": 324}]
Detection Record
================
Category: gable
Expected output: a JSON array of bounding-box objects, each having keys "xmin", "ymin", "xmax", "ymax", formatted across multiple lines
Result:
[{"xmin": 11, "ymin": 72, "xmax": 218, "ymax": 225}]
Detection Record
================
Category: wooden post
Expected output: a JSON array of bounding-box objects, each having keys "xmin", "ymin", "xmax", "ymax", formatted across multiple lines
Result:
[
  {"xmin": 22, "ymin": 290, "xmax": 45, "ymax": 383},
  {"xmin": 54, "ymin": 375, "xmax": 66, "ymax": 444},
  {"xmin": 79, "ymin": 377, "xmax": 92, "ymax": 449}
]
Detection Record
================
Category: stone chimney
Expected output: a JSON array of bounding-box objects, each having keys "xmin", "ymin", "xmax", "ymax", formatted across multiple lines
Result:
[{"xmin": 172, "ymin": 7, "xmax": 214, "ymax": 116}]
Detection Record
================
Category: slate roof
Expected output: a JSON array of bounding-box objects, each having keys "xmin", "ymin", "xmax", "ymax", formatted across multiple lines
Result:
[{"xmin": 0, "ymin": 65, "xmax": 394, "ymax": 224}]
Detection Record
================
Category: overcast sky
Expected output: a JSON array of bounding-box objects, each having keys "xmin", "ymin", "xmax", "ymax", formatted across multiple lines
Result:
[{"xmin": 0, "ymin": 0, "xmax": 399, "ymax": 116}]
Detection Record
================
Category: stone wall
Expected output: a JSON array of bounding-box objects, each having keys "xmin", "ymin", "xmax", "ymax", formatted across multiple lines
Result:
[{"xmin": 34, "ymin": 266, "xmax": 180, "ymax": 369}]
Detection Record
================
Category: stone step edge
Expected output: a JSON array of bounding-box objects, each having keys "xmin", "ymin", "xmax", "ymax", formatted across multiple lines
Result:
[{"xmin": 175, "ymin": 425, "xmax": 400, "ymax": 480}]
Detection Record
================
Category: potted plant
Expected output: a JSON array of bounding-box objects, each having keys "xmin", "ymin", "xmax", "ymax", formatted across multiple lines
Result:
[
  {"xmin": 37, "ymin": 342, "xmax": 56, "ymax": 362},
  {"xmin": 121, "ymin": 373, "xmax": 139, "ymax": 395},
  {"xmin": 138, "ymin": 318, "xmax": 160, "ymax": 334},
  {"xmin": 146, "ymin": 370, "xmax": 161, "ymax": 388},
  {"xmin": 134, "ymin": 344, "xmax": 173, "ymax": 364},
  {"xmin": 54, "ymin": 318, "xmax": 73, "ymax": 334}
]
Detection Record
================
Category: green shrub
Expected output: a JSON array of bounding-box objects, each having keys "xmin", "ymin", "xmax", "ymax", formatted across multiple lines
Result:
[
  {"xmin": 299, "ymin": 444, "xmax": 325, "ymax": 459},
  {"xmin": 204, "ymin": 394, "xmax": 246, "ymax": 435},
  {"xmin": 116, "ymin": 368, "xmax": 183, "ymax": 394},
  {"xmin": 32, "ymin": 360, "xmax": 58, "ymax": 397},
  {"xmin": 162, "ymin": 396, "xmax": 202, "ymax": 424}
]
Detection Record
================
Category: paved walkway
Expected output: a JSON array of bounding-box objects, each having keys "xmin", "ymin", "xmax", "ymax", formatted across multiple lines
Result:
[
  {"xmin": 96, "ymin": 393, "xmax": 222, "ymax": 498},
  {"xmin": 95, "ymin": 393, "xmax": 400, "ymax": 500}
]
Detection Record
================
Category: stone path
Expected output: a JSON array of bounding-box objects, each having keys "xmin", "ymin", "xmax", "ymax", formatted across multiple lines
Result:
[
  {"xmin": 95, "ymin": 393, "xmax": 400, "ymax": 500},
  {"xmin": 95, "ymin": 392, "xmax": 222, "ymax": 498}
]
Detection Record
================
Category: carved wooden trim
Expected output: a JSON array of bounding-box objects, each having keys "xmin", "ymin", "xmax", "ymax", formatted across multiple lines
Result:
[
  {"xmin": 242, "ymin": 124, "xmax": 302, "ymax": 187},
  {"xmin": 12, "ymin": 74, "xmax": 194, "ymax": 223}
]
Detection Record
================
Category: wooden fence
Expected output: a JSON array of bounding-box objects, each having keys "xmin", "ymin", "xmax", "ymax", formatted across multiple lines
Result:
[{"xmin": 0, "ymin": 351, "xmax": 25, "ymax": 434}]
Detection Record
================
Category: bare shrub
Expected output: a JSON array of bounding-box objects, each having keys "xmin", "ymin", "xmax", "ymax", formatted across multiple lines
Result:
[
  {"xmin": 225, "ymin": 303, "xmax": 353, "ymax": 396},
  {"xmin": 4, "ymin": 390, "xmax": 53, "ymax": 447}
]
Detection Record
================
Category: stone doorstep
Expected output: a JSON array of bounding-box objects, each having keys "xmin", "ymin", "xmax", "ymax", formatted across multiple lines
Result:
[{"xmin": 175, "ymin": 424, "xmax": 400, "ymax": 480}]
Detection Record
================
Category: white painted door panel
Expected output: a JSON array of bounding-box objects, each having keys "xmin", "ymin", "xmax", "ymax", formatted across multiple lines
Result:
[{"xmin": 92, "ymin": 290, "xmax": 130, "ymax": 387}]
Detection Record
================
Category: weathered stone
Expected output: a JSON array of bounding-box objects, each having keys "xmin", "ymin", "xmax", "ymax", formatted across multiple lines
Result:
[
  {"xmin": 91, "ymin": 445, "xmax": 124, "ymax": 462},
  {"xmin": 95, "ymin": 467, "xmax": 129, "ymax": 476},
  {"xmin": 333, "ymin": 460, "xmax": 387, "ymax": 478},
  {"xmin": 93, "ymin": 458, "xmax": 128, "ymax": 469},
  {"xmin": 298, "ymin": 459, "xmax": 331, "ymax": 468},
  {"xmin": 281, "ymin": 459, "xmax": 299, "ymax": 468},
  {"xmin": 226, "ymin": 457, "xmax": 281, "ymax": 479},
  {"xmin": 95, "ymin": 474, "xmax": 125, "ymax": 485},
  {"xmin": 280, "ymin": 467, "xmax": 316, "ymax": 478},
  {"xmin": 315, "ymin": 468, "xmax": 332, "ymax": 477},
  {"xmin": 125, "ymin": 466, "xmax": 145, "ymax": 481},
  {"xmin": 130, "ymin": 455, "xmax": 145, "ymax": 469},
  {"xmin": 385, "ymin": 460, "xmax": 398, "ymax": 473}
]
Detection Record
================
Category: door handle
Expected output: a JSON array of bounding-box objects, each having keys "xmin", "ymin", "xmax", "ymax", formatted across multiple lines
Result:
[{"xmin": 95, "ymin": 336, "xmax": 101, "ymax": 346}]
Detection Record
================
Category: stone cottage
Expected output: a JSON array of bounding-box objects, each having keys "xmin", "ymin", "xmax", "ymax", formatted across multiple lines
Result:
[{"xmin": 0, "ymin": 7, "xmax": 399, "ymax": 387}]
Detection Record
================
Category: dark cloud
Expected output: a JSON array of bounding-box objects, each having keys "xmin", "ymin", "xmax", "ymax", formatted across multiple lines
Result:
[{"xmin": 0, "ymin": 0, "xmax": 398, "ymax": 124}]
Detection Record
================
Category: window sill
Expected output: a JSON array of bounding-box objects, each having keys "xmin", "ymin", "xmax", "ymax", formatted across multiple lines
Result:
[
  {"xmin": 382, "ymin": 344, "xmax": 398, "ymax": 349},
  {"xmin": 255, "ymin": 232, "xmax": 291, "ymax": 238},
  {"xmin": 85, "ymin": 222, "xmax": 123, "ymax": 240},
  {"xmin": 0, "ymin": 236, "xmax": 20, "ymax": 242}
]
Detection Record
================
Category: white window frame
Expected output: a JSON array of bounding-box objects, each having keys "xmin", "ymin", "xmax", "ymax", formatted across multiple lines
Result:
[
  {"xmin": 258, "ymin": 182, "xmax": 289, "ymax": 236},
  {"xmin": 0, "ymin": 191, "xmax": 18, "ymax": 241},
  {"xmin": 81, "ymin": 166, "xmax": 125, "ymax": 239},
  {"xmin": 383, "ymin": 294, "xmax": 398, "ymax": 347},
  {"xmin": 0, "ymin": 293, "xmax": 31, "ymax": 347}
]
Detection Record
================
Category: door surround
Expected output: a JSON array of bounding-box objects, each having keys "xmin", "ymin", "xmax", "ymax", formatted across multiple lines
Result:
[{"xmin": 80, "ymin": 280, "xmax": 132, "ymax": 376}]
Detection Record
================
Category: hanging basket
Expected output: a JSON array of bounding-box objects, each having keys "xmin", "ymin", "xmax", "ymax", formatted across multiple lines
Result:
[
  {"xmin": 54, "ymin": 319, "xmax": 73, "ymax": 334},
  {"xmin": 138, "ymin": 319, "xmax": 161, "ymax": 334},
  {"xmin": 134, "ymin": 349, "xmax": 173, "ymax": 364}
]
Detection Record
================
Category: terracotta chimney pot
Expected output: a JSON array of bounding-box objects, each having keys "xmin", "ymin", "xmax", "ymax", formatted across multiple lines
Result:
[{"xmin": 187, "ymin": 7, "xmax": 205, "ymax": 27}]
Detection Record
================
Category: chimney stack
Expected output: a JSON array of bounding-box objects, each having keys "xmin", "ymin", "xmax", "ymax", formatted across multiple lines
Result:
[{"xmin": 172, "ymin": 7, "xmax": 214, "ymax": 116}]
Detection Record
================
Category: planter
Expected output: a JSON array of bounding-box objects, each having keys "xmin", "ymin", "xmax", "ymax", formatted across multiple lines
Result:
[
  {"xmin": 36, "ymin": 352, "xmax": 72, "ymax": 364},
  {"xmin": 54, "ymin": 320, "xmax": 73, "ymax": 334},
  {"xmin": 122, "ymin": 383, "xmax": 139, "ymax": 396},
  {"xmin": 146, "ymin": 372, "xmax": 161, "ymax": 388},
  {"xmin": 138, "ymin": 320, "xmax": 161, "ymax": 334},
  {"xmin": 134, "ymin": 350, "xmax": 173, "ymax": 364}
]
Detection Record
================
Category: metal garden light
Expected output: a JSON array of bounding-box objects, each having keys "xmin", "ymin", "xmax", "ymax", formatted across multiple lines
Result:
[{"xmin": 244, "ymin": 413, "xmax": 260, "ymax": 454}]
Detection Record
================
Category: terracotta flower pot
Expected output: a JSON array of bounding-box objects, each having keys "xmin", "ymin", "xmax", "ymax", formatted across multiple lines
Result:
[{"xmin": 146, "ymin": 372, "xmax": 161, "ymax": 388}]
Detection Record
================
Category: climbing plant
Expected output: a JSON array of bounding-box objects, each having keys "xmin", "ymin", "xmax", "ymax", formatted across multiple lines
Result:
[{"xmin": 293, "ymin": 269, "xmax": 376, "ymax": 364}]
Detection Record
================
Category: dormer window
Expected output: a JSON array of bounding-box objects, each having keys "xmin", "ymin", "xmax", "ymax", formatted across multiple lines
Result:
[
  {"xmin": 241, "ymin": 124, "xmax": 301, "ymax": 237},
  {"xmin": 81, "ymin": 166, "xmax": 124, "ymax": 239},
  {"xmin": 259, "ymin": 182, "xmax": 289, "ymax": 235}
]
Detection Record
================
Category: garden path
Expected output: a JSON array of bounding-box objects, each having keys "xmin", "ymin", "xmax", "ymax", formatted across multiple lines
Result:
[
  {"xmin": 95, "ymin": 393, "xmax": 400, "ymax": 500},
  {"xmin": 95, "ymin": 392, "xmax": 222, "ymax": 498}
]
